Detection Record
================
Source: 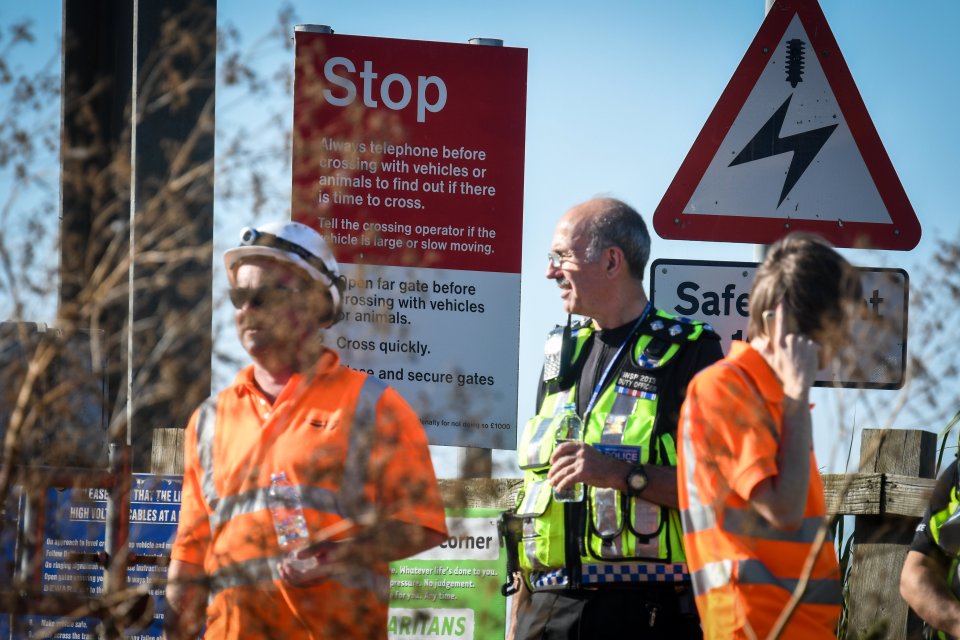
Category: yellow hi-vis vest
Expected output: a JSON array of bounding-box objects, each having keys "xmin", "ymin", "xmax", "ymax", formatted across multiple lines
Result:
[
  {"xmin": 515, "ymin": 310, "xmax": 712, "ymax": 590},
  {"xmin": 928, "ymin": 477, "xmax": 960, "ymax": 640}
]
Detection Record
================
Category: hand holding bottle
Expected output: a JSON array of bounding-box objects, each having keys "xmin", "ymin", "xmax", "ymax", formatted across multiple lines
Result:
[
  {"xmin": 268, "ymin": 471, "xmax": 319, "ymax": 572},
  {"xmin": 551, "ymin": 404, "xmax": 584, "ymax": 502}
]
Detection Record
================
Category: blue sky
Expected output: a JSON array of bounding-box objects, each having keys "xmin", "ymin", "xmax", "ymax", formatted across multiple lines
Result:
[
  {"xmin": 215, "ymin": 0, "xmax": 960, "ymax": 476},
  {"xmin": 6, "ymin": 1, "xmax": 959, "ymax": 476}
]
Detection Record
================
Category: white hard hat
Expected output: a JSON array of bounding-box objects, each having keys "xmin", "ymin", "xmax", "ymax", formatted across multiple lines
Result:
[{"xmin": 223, "ymin": 221, "xmax": 345, "ymax": 324}]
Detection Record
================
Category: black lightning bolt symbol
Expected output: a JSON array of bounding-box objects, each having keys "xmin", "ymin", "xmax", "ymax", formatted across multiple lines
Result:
[{"xmin": 728, "ymin": 94, "xmax": 838, "ymax": 207}]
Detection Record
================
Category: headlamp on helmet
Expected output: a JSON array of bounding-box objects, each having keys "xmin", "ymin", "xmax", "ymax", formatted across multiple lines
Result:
[{"xmin": 223, "ymin": 221, "xmax": 346, "ymax": 326}]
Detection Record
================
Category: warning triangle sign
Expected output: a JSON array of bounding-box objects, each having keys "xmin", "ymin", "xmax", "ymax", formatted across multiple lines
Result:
[{"xmin": 653, "ymin": 0, "xmax": 920, "ymax": 250}]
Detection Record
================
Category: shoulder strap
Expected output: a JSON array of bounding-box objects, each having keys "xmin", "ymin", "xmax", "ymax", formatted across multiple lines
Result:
[
  {"xmin": 631, "ymin": 311, "xmax": 690, "ymax": 441},
  {"xmin": 194, "ymin": 395, "xmax": 220, "ymax": 510},
  {"xmin": 340, "ymin": 376, "xmax": 387, "ymax": 524}
]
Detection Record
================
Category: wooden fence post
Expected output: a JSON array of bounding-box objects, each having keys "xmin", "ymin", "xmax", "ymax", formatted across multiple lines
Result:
[
  {"xmin": 151, "ymin": 428, "xmax": 185, "ymax": 475},
  {"xmin": 846, "ymin": 428, "xmax": 937, "ymax": 640}
]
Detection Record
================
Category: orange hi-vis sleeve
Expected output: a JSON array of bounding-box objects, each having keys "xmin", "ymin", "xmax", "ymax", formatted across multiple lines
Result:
[{"xmin": 677, "ymin": 342, "xmax": 841, "ymax": 640}]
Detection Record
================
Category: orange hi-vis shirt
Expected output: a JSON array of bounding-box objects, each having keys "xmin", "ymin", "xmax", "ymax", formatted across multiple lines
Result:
[
  {"xmin": 170, "ymin": 348, "xmax": 447, "ymax": 639},
  {"xmin": 677, "ymin": 341, "xmax": 841, "ymax": 640}
]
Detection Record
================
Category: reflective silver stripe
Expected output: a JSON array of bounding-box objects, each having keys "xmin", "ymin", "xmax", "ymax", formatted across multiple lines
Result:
[
  {"xmin": 210, "ymin": 488, "xmax": 266, "ymax": 530},
  {"xmin": 196, "ymin": 398, "xmax": 219, "ymax": 512},
  {"xmin": 520, "ymin": 481, "xmax": 550, "ymax": 569},
  {"xmin": 598, "ymin": 537, "xmax": 623, "ymax": 558},
  {"xmin": 211, "ymin": 485, "xmax": 343, "ymax": 530},
  {"xmin": 516, "ymin": 479, "xmax": 549, "ymax": 518},
  {"xmin": 594, "ymin": 487, "xmax": 622, "ymax": 540},
  {"xmin": 691, "ymin": 558, "xmax": 734, "ymax": 594},
  {"xmin": 210, "ymin": 556, "xmax": 390, "ymax": 601},
  {"xmin": 682, "ymin": 504, "xmax": 823, "ymax": 544},
  {"xmin": 632, "ymin": 499, "xmax": 660, "ymax": 555},
  {"xmin": 722, "ymin": 509, "xmax": 823, "ymax": 543},
  {"xmin": 518, "ymin": 417, "xmax": 553, "ymax": 469},
  {"xmin": 737, "ymin": 559, "xmax": 842, "ymax": 605},
  {"xmin": 610, "ymin": 392, "xmax": 636, "ymax": 417},
  {"xmin": 680, "ymin": 400, "xmax": 710, "ymax": 530},
  {"xmin": 599, "ymin": 412, "xmax": 631, "ymax": 445},
  {"xmin": 600, "ymin": 374, "xmax": 632, "ymax": 448},
  {"xmin": 692, "ymin": 559, "xmax": 840, "ymax": 605},
  {"xmin": 522, "ymin": 518, "xmax": 545, "ymax": 569},
  {"xmin": 523, "ymin": 539, "xmax": 542, "ymax": 569},
  {"xmin": 340, "ymin": 377, "xmax": 386, "ymax": 523},
  {"xmin": 680, "ymin": 503, "xmax": 715, "ymax": 535},
  {"xmin": 521, "ymin": 392, "xmax": 574, "ymax": 468}
]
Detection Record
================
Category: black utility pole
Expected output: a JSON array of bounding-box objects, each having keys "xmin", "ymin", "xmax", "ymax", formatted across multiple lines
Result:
[{"xmin": 60, "ymin": 0, "xmax": 216, "ymax": 470}]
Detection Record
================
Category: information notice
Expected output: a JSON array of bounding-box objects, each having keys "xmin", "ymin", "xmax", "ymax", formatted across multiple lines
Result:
[
  {"xmin": 388, "ymin": 510, "xmax": 507, "ymax": 640},
  {"xmin": 326, "ymin": 266, "xmax": 518, "ymax": 448},
  {"xmin": 293, "ymin": 31, "xmax": 527, "ymax": 450},
  {"xmin": 1, "ymin": 475, "xmax": 181, "ymax": 639},
  {"xmin": 314, "ymin": 141, "xmax": 502, "ymax": 265},
  {"xmin": 650, "ymin": 260, "xmax": 908, "ymax": 389}
]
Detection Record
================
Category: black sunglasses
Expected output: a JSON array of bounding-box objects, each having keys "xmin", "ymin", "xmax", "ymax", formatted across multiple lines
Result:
[{"xmin": 228, "ymin": 287, "xmax": 302, "ymax": 309}]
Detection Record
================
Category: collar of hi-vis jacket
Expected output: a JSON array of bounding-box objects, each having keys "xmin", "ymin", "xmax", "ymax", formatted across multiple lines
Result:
[{"xmin": 232, "ymin": 347, "xmax": 341, "ymax": 398}]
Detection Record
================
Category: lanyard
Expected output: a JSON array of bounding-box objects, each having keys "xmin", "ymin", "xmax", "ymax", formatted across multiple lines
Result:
[{"xmin": 583, "ymin": 302, "xmax": 651, "ymax": 416}]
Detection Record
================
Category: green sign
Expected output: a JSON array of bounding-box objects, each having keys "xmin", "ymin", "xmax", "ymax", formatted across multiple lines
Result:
[{"xmin": 388, "ymin": 508, "xmax": 507, "ymax": 639}]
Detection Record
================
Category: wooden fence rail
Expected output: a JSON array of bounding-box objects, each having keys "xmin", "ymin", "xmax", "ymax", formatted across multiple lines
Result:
[{"xmin": 822, "ymin": 473, "xmax": 935, "ymax": 518}]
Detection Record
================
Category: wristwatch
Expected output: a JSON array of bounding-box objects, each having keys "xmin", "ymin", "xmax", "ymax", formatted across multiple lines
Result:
[{"xmin": 624, "ymin": 464, "xmax": 649, "ymax": 497}]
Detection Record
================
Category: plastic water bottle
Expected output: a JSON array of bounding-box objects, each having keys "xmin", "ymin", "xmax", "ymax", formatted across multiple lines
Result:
[
  {"xmin": 268, "ymin": 471, "xmax": 317, "ymax": 570},
  {"xmin": 553, "ymin": 403, "xmax": 584, "ymax": 502}
]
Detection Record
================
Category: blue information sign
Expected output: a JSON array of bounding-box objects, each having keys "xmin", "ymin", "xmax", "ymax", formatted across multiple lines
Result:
[{"xmin": 2, "ymin": 474, "xmax": 181, "ymax": 639}]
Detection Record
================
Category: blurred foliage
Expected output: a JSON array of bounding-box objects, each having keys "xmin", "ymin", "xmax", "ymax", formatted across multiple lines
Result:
[
  {"xmin": 0, "ymin": 4, "xmax": 303, "ymax": 635},
  {"xmin": 0, "ymin": 18, "xmax": 61, "ymax": 323},
  {"xmin": 1, "ymin": 2, "xmax": 957, "ymax": 638}
]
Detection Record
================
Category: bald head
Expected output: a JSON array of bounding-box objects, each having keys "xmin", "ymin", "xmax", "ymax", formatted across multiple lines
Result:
[
  {"xmin": 563, "ymin": 198, "xmax": 651, "ymax": 282},
  {"xmin": 547, "ymin": 197, "xmax": 651, "ymax": 327}
]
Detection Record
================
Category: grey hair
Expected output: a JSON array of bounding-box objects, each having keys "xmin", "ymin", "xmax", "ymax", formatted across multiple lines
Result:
[{"xmin": 582, "ymin": 198, "xmax": 651, "ymax": 281}]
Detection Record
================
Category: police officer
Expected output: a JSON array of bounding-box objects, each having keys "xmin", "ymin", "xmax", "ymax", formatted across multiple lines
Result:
[
  {"xmin": 509, "ymin": 198, "xmax": 723, "ymax": 639},
  {"xmin": 901, "ymin": 454, "xmax": 960, "ymax": 639}
]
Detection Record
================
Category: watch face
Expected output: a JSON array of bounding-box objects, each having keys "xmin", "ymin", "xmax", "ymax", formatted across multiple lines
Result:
[{"xmin": 628, "ymin": 467, "xmax": 648, "ymax": 493}]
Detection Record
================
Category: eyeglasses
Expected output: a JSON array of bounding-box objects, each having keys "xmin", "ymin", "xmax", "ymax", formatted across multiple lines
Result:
[
  {"xmin": 228, "ymin": 287, "xmax": 302, "ymax": 309},
  {"xmin": 547, "ymin": 251, "xmax": 566, "ymax": 269},
  {"xmin": 548, "ymin": 247, "xmax": 609, "ymax": 269}
]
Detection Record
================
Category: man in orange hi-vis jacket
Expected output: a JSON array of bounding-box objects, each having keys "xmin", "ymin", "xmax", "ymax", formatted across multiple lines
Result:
[
  {"xmin": 163, "ymin": 221, "xmax": 447, "ymax": 639},
  {"xmin": 677, "ymin": 233, "xmax": 860, "ymax": 639}
]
